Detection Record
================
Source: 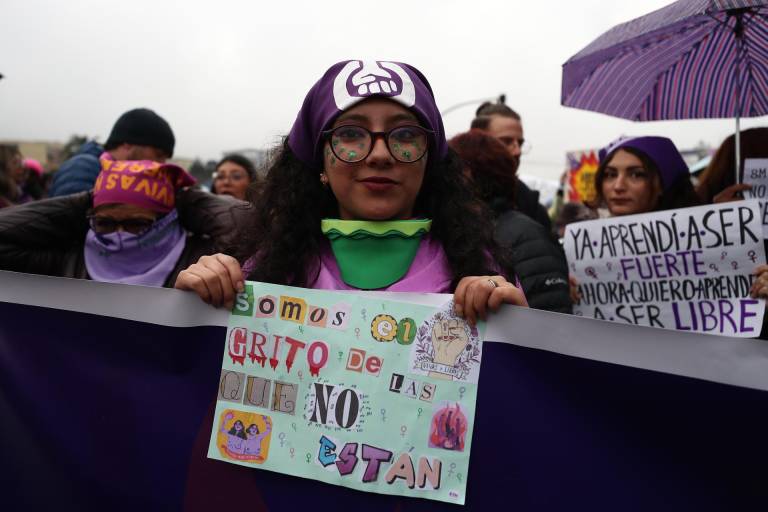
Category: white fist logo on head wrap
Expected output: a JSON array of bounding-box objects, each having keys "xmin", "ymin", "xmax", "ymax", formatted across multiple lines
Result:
[{"xmin": 333, "ymin": 60, "xmax": 416, "ymax": 110}]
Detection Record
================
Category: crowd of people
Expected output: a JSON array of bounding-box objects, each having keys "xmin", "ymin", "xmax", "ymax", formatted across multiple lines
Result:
[
  {"xmin": 1, "ymin": 59, "xmax": 767, "ymax": 328},
  {"xmin": 3, "ymin": 57, "xmax": 768, "ymax": 509}
]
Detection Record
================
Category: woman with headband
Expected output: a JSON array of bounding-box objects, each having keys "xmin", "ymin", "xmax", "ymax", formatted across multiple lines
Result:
[
  {"xmin": 175, "ymin": 60, "xmax": 527, "ymax": 323},
  {"xmin": 178, "ymin": 60, "xmax": 528, "ymax": 510}
]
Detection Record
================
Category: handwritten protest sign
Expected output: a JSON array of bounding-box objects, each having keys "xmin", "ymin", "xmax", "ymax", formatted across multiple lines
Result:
[
  {"xmin": 564, "ymin": 202, "xmax": 766, "ymax": 337},
  {"xmin": 208, "ymin": 282, "xmax": 484, "ymax": 504},
  {"xmin": 742, "ymin": 158, "xmax": 768, "ymax": 237}
]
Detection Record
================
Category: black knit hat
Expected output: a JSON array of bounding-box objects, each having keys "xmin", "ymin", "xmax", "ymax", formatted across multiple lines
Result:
[{"xmin": 105, "ymin": 108, "xmax": 175, "ymax": 158}]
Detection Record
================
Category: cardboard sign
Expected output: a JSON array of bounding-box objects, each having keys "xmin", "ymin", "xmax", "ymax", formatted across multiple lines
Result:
[
  {"xmin": 564, "ymin": 202, "xmax": 767, "ymax": 337},
  {"xmin": 742, "ymin": 158, "xmax": 768, "ymax": 237},
  {"xmin": 208, "ymin": 282, "xmax": 485, "ymax": 504}
]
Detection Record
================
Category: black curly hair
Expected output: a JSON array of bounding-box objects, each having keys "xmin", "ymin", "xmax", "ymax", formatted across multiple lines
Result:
[{"xmin": 233, "ymin": 139, "xmax": 514, "ymax": 291}]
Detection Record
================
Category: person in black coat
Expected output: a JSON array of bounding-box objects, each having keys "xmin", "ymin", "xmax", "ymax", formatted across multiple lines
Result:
[
  {"xmin": 471, "ymin": 101, "xmax": 553, "ymax": 232},
  {"xmin": 0, "ymin": 156, "xmax": 248, "ymax": 287},
  {"xmin": 449, "ymin": 130, "xmax": 572, "ymax": 314}
]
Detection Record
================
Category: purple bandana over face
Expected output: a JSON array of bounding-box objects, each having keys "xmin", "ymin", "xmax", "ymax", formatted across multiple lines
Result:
[
  {"xmin": 599, "ymin": 136, "xmax": 688, "ymax": 191},
  {"xmin": 287, "ymin": 59, "xmax": 448, "ymax": 167},
  {"xmin": 83, "ymin": 209, "xmax": 186, "ymax": 287}
]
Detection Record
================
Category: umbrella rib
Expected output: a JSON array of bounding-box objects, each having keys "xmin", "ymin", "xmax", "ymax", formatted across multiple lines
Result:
[
  {"xmin": 705, "ymin": 11, "xmax": 730, "ymax": 31},
  {"xmin": 705, "ymin": 7, "xmax": 763, "ymax": 119},
  {"xmin": 706, "ymin": 7, "xmax": 765, "ymax": 32}
]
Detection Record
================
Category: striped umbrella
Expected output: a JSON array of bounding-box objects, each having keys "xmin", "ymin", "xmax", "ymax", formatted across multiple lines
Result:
[{"xmin": 562, "ymin": 0, "xmax": 768, "ymax": 182}]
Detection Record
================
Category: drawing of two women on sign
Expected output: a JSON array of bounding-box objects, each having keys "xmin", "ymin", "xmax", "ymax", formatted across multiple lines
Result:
[{"xmin": 218, "ymin": 411, "xmax": 273, "ymax": 463}]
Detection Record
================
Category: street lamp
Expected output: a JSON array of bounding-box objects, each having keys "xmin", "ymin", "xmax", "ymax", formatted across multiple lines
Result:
[{"xmin": 441, "ymin": 94, "xmax": 506, "ymax": 117}]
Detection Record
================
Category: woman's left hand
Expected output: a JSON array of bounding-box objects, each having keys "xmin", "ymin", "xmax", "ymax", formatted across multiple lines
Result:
[{"xmin": 453, "ymin": 275, "xmax": 528, "ymax": 326}]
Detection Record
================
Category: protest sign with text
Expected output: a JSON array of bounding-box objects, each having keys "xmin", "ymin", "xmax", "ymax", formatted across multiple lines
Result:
[
  {"xmin": 208, "ymin": 282, "xmax": 484, "ymax": 504},
  {"xmin": 742, "ymin": 158, "xmax": 768, "ymax": 238},
  {"xmin": 564, "ymin": 201, "xmax": 766, "ymax": 337}
]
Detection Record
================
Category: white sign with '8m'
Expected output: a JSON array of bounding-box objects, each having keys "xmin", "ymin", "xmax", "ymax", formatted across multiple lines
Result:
[{"xmin": 743, "ymin": 158, "xmax": 768, "ymax": 238}]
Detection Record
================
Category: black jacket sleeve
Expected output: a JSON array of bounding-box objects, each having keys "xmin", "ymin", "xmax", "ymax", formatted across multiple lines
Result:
[
  {"xmin": 494, "ymin": 210, "xmax": 572, "ymax": 314},
  {"xmin": 175, "ymin": 187, "xmax": 252, "ymax": 248},
  {"xmin": 0, "ymin": 192, "xmax": 91, "ymax": 276}
]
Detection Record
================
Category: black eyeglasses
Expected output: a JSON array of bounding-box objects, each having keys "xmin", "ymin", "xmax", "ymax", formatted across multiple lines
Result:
[
  {"xmin": 322, "ymin": 125, "xmax": 431, "ymax": 164},
  {"xmin": 88, "ymin": 215, "xmax": 157, "ymax": 235}
]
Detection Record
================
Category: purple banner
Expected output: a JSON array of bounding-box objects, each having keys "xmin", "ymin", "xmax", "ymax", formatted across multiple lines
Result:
[{"xmin": 1, "ymin": 295, "xmax": 768, "ymax": 510}]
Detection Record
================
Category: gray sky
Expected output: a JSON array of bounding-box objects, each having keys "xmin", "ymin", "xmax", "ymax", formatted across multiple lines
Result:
[{"xmin": 2, "ymin": 0, "xmax": 766, "ymax": 180}]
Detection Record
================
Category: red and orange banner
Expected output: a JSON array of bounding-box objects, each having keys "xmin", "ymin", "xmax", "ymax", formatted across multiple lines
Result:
[{"xmin": 566, "ymin": 149, "xmax": 599, "ymax": 204}]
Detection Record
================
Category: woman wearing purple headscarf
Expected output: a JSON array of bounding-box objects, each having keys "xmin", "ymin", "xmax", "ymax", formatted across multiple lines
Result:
[
  {"xmin": 176, "ymin": 60, "xmax": 528, "ymax": 511},
  {"xmin": 594, "ymin": 136, "xmax": 700, "ymax": 217},
  {"xmin": 175, "ymin": 60, "xmax": 526, "ymax": 324},
  {"xmin": 591, "ymin": 137, "xmax": 768, "ymax": 328},
  {"xmin": 569, "ymin": 136, "xmax": 701, "ymax": 303}
]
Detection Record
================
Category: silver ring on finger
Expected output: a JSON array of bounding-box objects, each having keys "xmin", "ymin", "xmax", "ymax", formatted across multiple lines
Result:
[{"xmin": 487, "ymin": 279, "xmax": 499, "ymax": 289}]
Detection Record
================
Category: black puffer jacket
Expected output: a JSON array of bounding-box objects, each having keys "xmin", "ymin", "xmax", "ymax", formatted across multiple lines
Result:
[
  {"xmin": 494, "ymin": 209, "xmax": 572, "ymax": 314},
  {"xmin": 0, "ymin": 188, "xmax": 250, "ymax": 287},
  {"xmin": 515, "ymin": 180, "xmax": 553, "ymax": 233}
]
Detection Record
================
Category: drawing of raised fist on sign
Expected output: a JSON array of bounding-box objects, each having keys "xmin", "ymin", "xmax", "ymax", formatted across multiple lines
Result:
[
  {"xmin": 350, "ymin": 61, "xmax": 399, "ymax": 96},
  {"xmin": 333, "ymin": 60, "xmax": 416, "ymax": 110},
  {"xmin": 411, "ymin": 305, "xmax": 482, "ymax": 383},
  {"xmin": 429, "ymin": 319, "xmax": 469, "ymax": 380}
]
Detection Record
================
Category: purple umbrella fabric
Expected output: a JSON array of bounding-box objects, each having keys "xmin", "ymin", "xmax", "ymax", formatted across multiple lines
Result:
[{"xmin": 562, "ymin": 0, "xmax": 768, "ymax": 121}]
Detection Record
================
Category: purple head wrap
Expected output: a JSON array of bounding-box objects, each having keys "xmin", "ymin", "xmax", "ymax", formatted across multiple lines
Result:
[
  {"xmin": 287, "ymin": 60, "xmax": 448, "ymax": 167},
  {"xmin": 599, "ymin": 136, "xmax": 688, "ymax": 191}
]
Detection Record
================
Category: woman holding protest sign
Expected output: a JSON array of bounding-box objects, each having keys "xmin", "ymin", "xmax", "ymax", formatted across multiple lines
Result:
[
  {"xmin": 175, "ymin": 60, "xmax": 527, "ymax": 323},
  {"xmin": 569, "ymin": 136, "xmax": 700, "ymax": 303},
  {"xmin": 696, "ymin": 128, "xmax": 768, "ymax": 204},
  {"xmin": 590, "ymin": 135, "xmax": 768, "ymax": 305},
  {"xmin": 697, "ymin": 129, "xmax": 768, "ymax": 301},
  {"xmin": 594, "ymin": 136, "xmax": 700, "ymax": 217},
  {"xmin": 692, "ymin": 129, "xmax": 768, "ymax": 302},
  {"xmin": 176, "ymin": 59, "xmax": 528, "ymax": 510}
]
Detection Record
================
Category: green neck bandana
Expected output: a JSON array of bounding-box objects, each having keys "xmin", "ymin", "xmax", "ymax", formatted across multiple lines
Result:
[{"xmin": 321, "ymin": 219, "xmax": 432, "ymax": 290}]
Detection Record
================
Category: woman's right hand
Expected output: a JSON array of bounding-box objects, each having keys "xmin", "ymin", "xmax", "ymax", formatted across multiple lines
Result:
[
  {"xmin": 174, "ymin": 253, "xmax": 245, "ymax": 309},
  {"xmin": 713, "ymin": 183, "xmax": 752, "ymax": 203}
]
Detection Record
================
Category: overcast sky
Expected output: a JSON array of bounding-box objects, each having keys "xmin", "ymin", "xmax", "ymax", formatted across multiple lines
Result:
[{"xmin": 2, "ymin": 0, "xmax": 766, "ymax": 180}]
